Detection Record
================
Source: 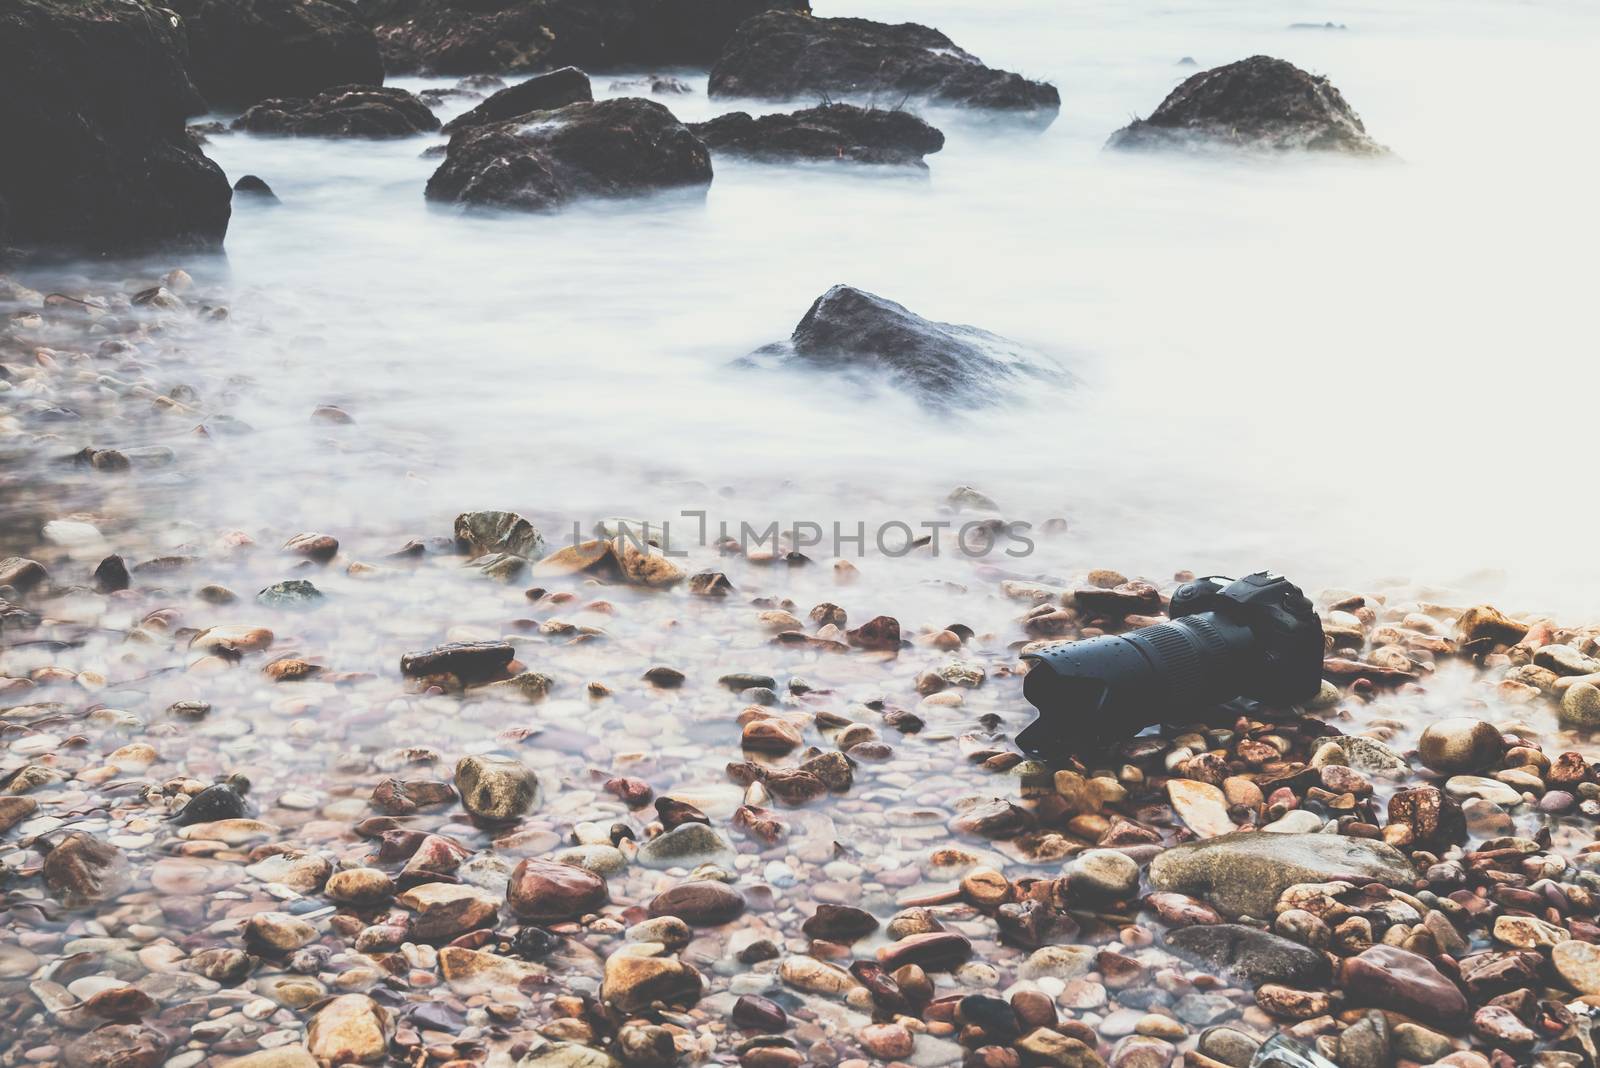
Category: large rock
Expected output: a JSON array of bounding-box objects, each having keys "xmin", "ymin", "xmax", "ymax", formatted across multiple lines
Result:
[
  {"xmin": 374, "ymin": 0, "xmax": 806, "ymax": 75},
  {"xmin": 1148, "ymin": 831, "xmax": 1416, "ymax": 918},
  {"xmin": 1165, "ymin": 924, "xmax": 1329, "ymax": 986},
  {"xmin": 0, "ymin": 0, "xmax": 231, "ymax": 256},
  {"xmin": 441, "ymin": 68, "xmax": 593, "ymax": 133},
  {"xmin": 1106, "ymin": 55, "xmax": 1388, "ymax": 155},
  {"xmin": 171, "ymin": 0, "xmax": 382, "ymax": 108},
  {"xmin": 425, "ymin": 97, "xmax": 712, "ymax": 212},
  {"xmin": 234, "ymin": 85, "xmax": 440, "ymax": 136},
  {"xmin": 709, "ymin": 13, "xmax": 1058, "ymax": 119},
  {"xmin": 689, "ymin": 103, "xmax": 944, "ymax": 167},
  {"xmin": 740, "ymin": 285, "xmax": 1067, "ymax": 409}
]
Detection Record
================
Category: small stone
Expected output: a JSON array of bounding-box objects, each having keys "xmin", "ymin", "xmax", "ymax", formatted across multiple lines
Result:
[
  {"xmin": 876, "ymin": 930, "xmax": 972, "ymax": 972},
  {"xmin": 325, "ymin": 867, "xmax": 393, "ymax": 904},
  {"xmin": 846, "ymin": 615, "xmax": 900, "ymax": 650},
  {"xmin": 397, "ymin": 882, "xmax": 499, "ymax": 941},
  {"xmin": 801, "ymin": 904, "xmax": 878, "ymax": 942},
  {"xmin": 1443, "ymin": 774, "xmax": 1522, "ymax": 806},
  {"xmin": 1014, "ymin": 1028, "xmax": 1103, "ymax": 1067},
  {"xmin": 455, "ymin": 754, "xmax": 539, "ymax": 821},
  {"xmin": 307, "ymin": 994, "xmax": 388, "ymax": 1065},
  {"xmin": 778, "ymin": 954, "xmax": 856, "ymax": 996},
  {"xmin": 506, "ymin": 858, "xmax": 608, "ymax": 921},
  {"xmin": 636, "ymin": 823, "xmax": 736, "ymax": 869},
  {"xmin": 257, "ymin": 579, "xmax": 323, "ymax": 607},
  {"xmin": 742, "ymin": 717, "xmax": 803, "ymax": 754},
  {"xmin": 455, "ymin": 511, "xmax": 544, "ymax": 559},
  {"xmin": 172, "ymin": 782, "xmax": 251, "ymax": 825},
  {"xmin": 1069, "ymin": 849, "xmax": 1140, "ymax": 900},
  {"xmin": 284, "ymin": 532, "xmax": 339, "ymax": 562},
  {"xmin": 1017, "ymin": 944, "xmax": 1096, "ymax": 982},
  {"xmin": 1561, "ymin": 683, "xmax": 1600, "ymax": 728},
  {"xmin": 1417, "ymin": 718, "xmax": 1504, "ymax": 774},
  {"xmin": 1553, "ymin": 938, "xmax": 1600, "ymax": 994},
  {"xmin": 602, "ymin": 952, "xmax": 703, "ymax": 1013},
  {"xmin": 245, "ymin": 912, "xmax": 318, "ymax": 954},
  {"xmin": 648, "ymin": 880, "xmax": 746, "ymax": 925},
  {"xmin": 400, "ymin": 641, "xmax": 515, "ymax": 682},
  {"xmin": 1166, "ymin": 779, "xmax": 1234, "ymax": 838},
  {"xmin": 731, "ymin": 994, "xmax": 787, "ymax": 1032},
  {"xmin": 859, "ymin": 1024, "xmax": 913, "ymax": 1060},
  {"xmin": 42, "ymin": 832, "xmax": 131, "ymax": 906}
]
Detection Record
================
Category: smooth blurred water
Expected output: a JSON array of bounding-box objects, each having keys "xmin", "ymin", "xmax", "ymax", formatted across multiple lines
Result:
[{"xmin": 135, "ymin": 0, "xmax": 1599, "ymax": 613}]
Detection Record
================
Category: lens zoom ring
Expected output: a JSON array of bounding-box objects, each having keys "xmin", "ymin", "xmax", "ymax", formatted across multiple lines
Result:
[{"xmin": 1138, "ymin": 619, "xmax": 1219, "ymax": 700}]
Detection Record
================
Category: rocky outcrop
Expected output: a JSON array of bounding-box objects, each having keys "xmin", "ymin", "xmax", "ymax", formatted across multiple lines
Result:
[
  {"xmin": 0, "ymin": 0, "xmax": 231, "ymax": 256},
  {"xmin": 375, "ymin": 0, "xmax": 807, "ymax": 76},
  {"xmin": 689, "ymin": 103, "xmax": 943, "ymax": 167},
  {"xmin": 425, "ymin": 98, "xmax": 712, "ymax": 212},
  {"xmin": 1106, "ymin": 55, "xmax": 1389, "ymax": 155},
  {"xmin": 234, "ymin": 85, "xmax": 440, "ymax": 136},
  {"xmin": 441, "ymin": 68, "xmax": 593, "ymax": 133},
  {"xmin": 708, "ymin": 14, "xmax": 1058, "ymax": 119},
  {"xmin": 170, "ymin": 0, "xmax": 383, "ymax": 109},
  {"xmin": 739, "ymin": 285, "xmax": 1067, "ymax": 409}
]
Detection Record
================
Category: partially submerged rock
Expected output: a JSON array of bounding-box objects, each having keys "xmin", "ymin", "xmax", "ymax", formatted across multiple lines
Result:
[
  {"xmin": 709, "ymin": 13, "xmax": 1058, "ymax": 119},
  {"xmin": 169, "ymin": 0, "xmax": 382, "ymax": 108},
  {"xmin": 0, "ymin": 0, "xmax": 231, "ymax": 256},
  {"xmin": 234, "ymin": 86, "xmax": 441, "ymax": 137},
  {"xmin": 740, "ymin": 285, "xmax": 1068, "ymax": 409},
  {"xmin": 1106, "ymin": 55, "xmax": 1389, "ymax": 155},
  {"xmin": 689, "ymin": 103, "xmax": 944, "ymax": 167},
  {"xmin": 1148, "ymin": 831, "xmax": 1417, "ymax": 917},
  {"xmin": 442, "ymin": 68, "xmax": 594, "ymax": 133},
  {"xmin": 425, "ymin": 98, "xmax": 712, "ymax": 212}
]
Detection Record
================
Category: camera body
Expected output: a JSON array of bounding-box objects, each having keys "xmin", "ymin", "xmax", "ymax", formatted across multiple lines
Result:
[{"xmin": 1017, "ymin": 571, "xmax": 1324, "ymax": 757}]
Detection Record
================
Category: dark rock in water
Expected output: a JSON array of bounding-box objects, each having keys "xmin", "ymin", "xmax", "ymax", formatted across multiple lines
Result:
[
  {"xmin": 1106, "ymin": 55, "xmax": 1388, "ymax": 155},
  {"xmin": 1166, "ymin": 923, "xmax": 1330, "ymax": 986},
  {"xmin": 610, "ymin": 75, "xmax": 694, "ymax": 96},
  {"xmin": 234, "ymin": 85, "xmax": 442, "ymax": 137},
  {"xmin": 400, "ymin": 640, "xmax": 515, "ymax": 681},
  {"xmin": 442, "ymin": 67, "xmax": 594, "ymax": 133},
  {"xmin": 172, "ymin": 782, "xmax": 253, "ymax": 825},
  {"xmin": 690, "ymin": 103, "xmax": 943, "ymax": 167},
  {"xmin": 234, "ymin": 175, "xmax": 281, "ymax": 203},
  {"xmin": 740, "ymin": 285, "xmax": 1067, "ymax": 409},
  {"xmin": 426, "ymin": 97, "xmax": 712, "ymax": 212},
  {"xmin": 169, "ymin": 0, "xmax": 382, "ymax": 108},
  {"xmin": 708, "ymin": 13, "xmax": 1058, "ymax": 119},
  {"xmin": 258, "ymin": 579, "xmax": 324, "ymax": 607},
  {"xmin": 626, "ymin": 0, "xmax": 810, "ymax": 66},
  {"xmin": 93, "ymin": 555, "xmax": 131, "ymax": 593},
  {"xmin": 0, "ymin": 0, "xmax": 231, "ymax": 256},
  {"xmin": 374, "ymin": 0, "xmax": 807, "ymax": 75}
]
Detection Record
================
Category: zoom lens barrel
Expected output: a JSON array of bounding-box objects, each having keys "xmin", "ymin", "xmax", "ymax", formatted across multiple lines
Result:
[{"xmin": 1017, "ymin": 572, "xmax": 1323, "ymax": 758}]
